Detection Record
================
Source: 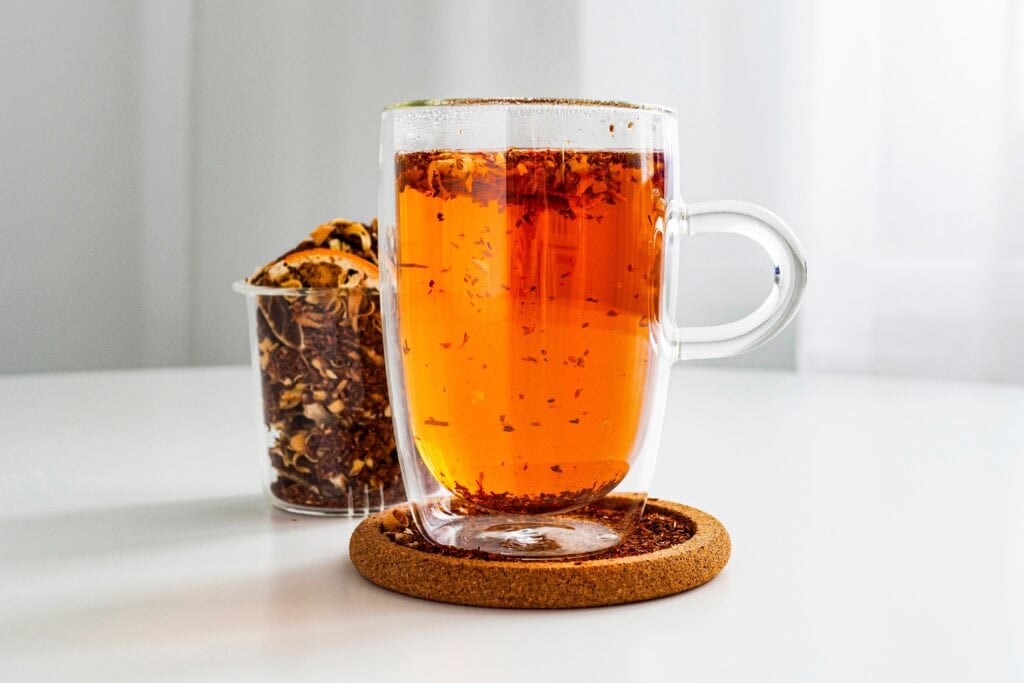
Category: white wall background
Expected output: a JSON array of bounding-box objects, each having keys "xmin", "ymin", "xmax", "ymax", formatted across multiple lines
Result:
[{"xmin": 2, "ymin": 0, "xmax": 1022, "ymax": 382}]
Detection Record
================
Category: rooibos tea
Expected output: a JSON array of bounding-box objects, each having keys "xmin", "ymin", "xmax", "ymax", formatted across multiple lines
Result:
[{"xmin": 395, "ymin": 149, "xmax": 665, "ymax": 514}]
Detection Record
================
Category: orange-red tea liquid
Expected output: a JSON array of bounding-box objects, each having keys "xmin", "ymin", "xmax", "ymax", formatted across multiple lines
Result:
[{"xmin": 396, "ymin": 149, "xmax": 665, "ymax": 513}]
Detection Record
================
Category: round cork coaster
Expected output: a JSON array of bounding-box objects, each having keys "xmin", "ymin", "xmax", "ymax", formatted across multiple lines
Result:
[{"xmin": 349, "ymin": 498, "xmax": 730, "ymax": 609}]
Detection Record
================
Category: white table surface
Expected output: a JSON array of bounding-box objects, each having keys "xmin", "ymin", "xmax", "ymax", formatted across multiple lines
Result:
[{"xmin": 1, "ymin": 366, "xmax": 1021, "ymax": 682}]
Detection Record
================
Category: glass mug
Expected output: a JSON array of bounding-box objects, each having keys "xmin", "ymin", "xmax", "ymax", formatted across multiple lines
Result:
[{"xmin": 378, "ymin": 98, "xmax": 806, "ymax": 558}]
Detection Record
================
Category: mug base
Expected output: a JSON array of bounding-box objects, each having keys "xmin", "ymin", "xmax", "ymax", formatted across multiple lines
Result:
[
  {"xmin": 411, "ymin": 493, "xmax": 647, "ymax": 559},
  {"xmin": 445, "ymin": 515, "xmax": 622, "ymax": 558}
]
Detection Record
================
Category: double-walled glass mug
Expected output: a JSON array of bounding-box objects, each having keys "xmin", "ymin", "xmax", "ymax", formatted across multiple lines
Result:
[{"xmin": 378, "ymin": 98, "xmax": 806, "ymax": 558}]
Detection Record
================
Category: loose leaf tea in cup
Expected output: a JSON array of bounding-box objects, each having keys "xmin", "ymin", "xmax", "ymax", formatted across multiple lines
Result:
[{"xmin": 237, "ymin": 218, "xmax": 405, "ymax": 515}]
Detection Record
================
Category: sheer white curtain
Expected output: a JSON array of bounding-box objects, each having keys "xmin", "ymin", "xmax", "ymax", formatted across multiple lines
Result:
[
  {"xmin": 582, "ymin": 0, "xmax": 1024, "ymax": 383},
  {"xmin": 147, "ymin": 0, "xmax": 1024, "ymax": 383},
  {"xmin": 793, "ymin": 0, "xmax": 1024, "ymax": 383},
  {"xmin": 3, "ymin": 0, "xmax": 1021, "ymax": 381}
]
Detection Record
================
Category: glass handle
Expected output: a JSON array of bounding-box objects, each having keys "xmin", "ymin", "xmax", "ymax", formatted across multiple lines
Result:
[{"xmin": 662, "ymin": 200, "xmax": 807, "ymax": 361}]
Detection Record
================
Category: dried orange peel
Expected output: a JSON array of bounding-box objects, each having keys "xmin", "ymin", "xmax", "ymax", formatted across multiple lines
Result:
[
  {"xmin": 260, "ymin": 248, "xmax": 379, "ymax": 289},
  {"xmin": 249, "ymin": 218, "xmax": 380, "ymax": 289}
]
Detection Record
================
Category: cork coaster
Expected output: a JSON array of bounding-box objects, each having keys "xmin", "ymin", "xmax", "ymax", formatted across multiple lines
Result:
[{"xmin": 349, "ymin": 498, "xmax": 730, "ymax": 609}]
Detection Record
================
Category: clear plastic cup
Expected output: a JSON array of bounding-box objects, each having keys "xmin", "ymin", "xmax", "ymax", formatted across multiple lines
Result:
[{"xmin": 234, "ymin": 282, "xmax": 405, "ymax": 516}]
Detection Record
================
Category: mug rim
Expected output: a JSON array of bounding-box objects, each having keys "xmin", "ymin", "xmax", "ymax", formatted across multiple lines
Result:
[{"xmin": 383, "ymin": 97, "xmax": 677, "ymax": 116}]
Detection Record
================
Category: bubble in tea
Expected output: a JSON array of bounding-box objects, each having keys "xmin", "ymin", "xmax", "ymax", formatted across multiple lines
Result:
[{"xmin": 395, "ymin": 148, "xmax": 666, "ymax": 514}]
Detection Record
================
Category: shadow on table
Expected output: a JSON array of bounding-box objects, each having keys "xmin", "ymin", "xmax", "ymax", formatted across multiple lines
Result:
[
  {"xmin": 0, "ymin": 494, "xmax": 319, "ymax": 563},
  {"xmin": 2, "ymin": 549, "xmax": 676, "ymax": 660},
  {"xmin": 2, "ymin": 496, "xmax": 728, "ymax": 661},
  {"xmin": 2, "ymin": 554, "xmax": 454, "ymax": 651}
]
